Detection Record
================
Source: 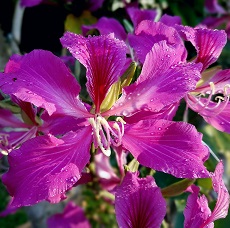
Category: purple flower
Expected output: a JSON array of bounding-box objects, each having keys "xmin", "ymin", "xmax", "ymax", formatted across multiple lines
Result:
[
  {"xmin": 184, "ymin": 161, "xmax": 230, "ymax": 228},
  {"xmin": 0, "ymin": 33, "xmax": 209, "ymax": 209},
  {"xmin": 47, "ymin": 201, "xmax": 90, "ymax": 228},
  {"xmin": 115, "ymin": 171, "xmax": 166, "ymax": 227},
  {"xmin": 177, "ymin": 25, "xmax": 230, "ymax": 133}
]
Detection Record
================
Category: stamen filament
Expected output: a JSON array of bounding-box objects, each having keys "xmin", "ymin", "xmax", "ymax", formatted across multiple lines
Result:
[{"xmin": 88, "ymin": 115, "xmax": 126, "ymax": 157}]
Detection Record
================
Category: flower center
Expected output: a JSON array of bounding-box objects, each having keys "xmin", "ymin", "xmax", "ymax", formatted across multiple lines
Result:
[
  {"xmin": 88, "ymin": 115, "xmax": 126, "ymax": 156},
  {"xmin": 188, "ymin": 82, "xmax": 230, "ymax": 115}
]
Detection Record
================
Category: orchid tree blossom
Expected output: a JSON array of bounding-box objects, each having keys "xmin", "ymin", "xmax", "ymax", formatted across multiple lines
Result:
[
  {"xmin": 115, "ymin": 171, "xmax": 166, "ymax": 228},
  {"xmin": 0, "ymin": 33, "xmax": 210, "ymax": 210},
  {"xmin": 176, "ymin": 25, "xmax": 230, "ymax": 133},
  {"xmin": 129, "ymin": 17, "xmax": 230, "ymax": 133},
  {"xmin": 184, "ymin": 161, "xmax": 230, "ymax": 228}
]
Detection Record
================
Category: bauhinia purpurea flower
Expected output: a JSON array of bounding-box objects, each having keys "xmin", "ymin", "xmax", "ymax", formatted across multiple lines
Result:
[{"xmin": 0, "ymin": 32, "xmax": 210, "ymax": 209}]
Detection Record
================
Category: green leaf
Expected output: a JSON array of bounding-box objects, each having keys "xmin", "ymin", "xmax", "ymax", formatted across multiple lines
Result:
[
  {"xmin": 161, "ymin": 179, "xmax": 195, "ymax": 197},
  {"xmin": 100, "ymin": 62, "xmax": 136, "ymax": 113}
]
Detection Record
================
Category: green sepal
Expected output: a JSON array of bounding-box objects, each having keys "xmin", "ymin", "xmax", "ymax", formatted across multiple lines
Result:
[
  {"xmin": 161, "ymin": 178, "xmax": 195, "ymax": 197},
  {"xmin": 100, "ymin": 62, "xmax": 136, "ymax": 113},
  {"xmin": 124, "ymin": 158, "xmax": 139, "ymax": 172},
  {"xmin": 0, "ymin": 100, "xmax": 20, "ymax": 113}
]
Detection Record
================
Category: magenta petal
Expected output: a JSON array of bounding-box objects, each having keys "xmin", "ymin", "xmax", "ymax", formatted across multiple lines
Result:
[
  {"xmin": 40, "ymin": 112, "xmax": 86, "ymax": 136},
  {"xmin": 128, "ymin": 21, "xmax": 184, "ymax": 63},
  {"xmin": 2, "ymin": 127, "xmax": 92, "ymax": 208},
  {"xmin": 0, "ymin": 109, "xmax": 27, "ymax": 128},
  {"xmin": 47, "ymin": 201, "xmax": 90, "ymax": 228},
  {"xmin": 82, "ymin": 17, "xmax": 127, "ymax": 41},
  {"xmin": 115, "ymin": 172, "xmax": 166, "ymax": 228},
  {"xmin": 184, "ymin": 185, "xmax": 212, "ymax": 228},
  {"xmin": 160, "ymin": 14, "xmax": 182, "ymax": 26},
  {"xmin": 61, "ymin": 33, "xmax": 127, "ymax": 111},
  {"xmin": 176, "ymin": 25, "xmax": 227, "ymax": 71},
  {"xmin": 204, "ymin": 161, "xmax": 230, "ymax": 225},
  {"xmin": 127, "ymin": 7, "xmax": 157, "ymax": 28},
  {"xmin": 105, "ymin": 41, "xmax": 201, "ymax": 117},
  {"xmin": 88, "ymin": 0, "xmax": 104, "ymax": 11},
  {"xmin": 184, "ymin": 161, "xmax": 230, "ymax": 227},
  {"xmin": 20, "ymin": 0, "xmax": 43, "ymax": 7},
  {"xmin": 203, "ymin": 103, "xmax": 230, "ymax": 133},
  {"xmin": 0, "ymin": 50, "xmax": 90, "ymax": 118},
  {"xmin": 95, "ymin": 151, "xmax": 120, "ymax": 191},
  {"xmin": 122, "ymin": 120, "xmax": 210, "ymax": 178},
  {"xmin": 193, "ymin": 28, "xmax": 227, "ymax": 71},
  {"xmin": 205, "ymin": 0, "xmax": 226, "ymax": 14}
]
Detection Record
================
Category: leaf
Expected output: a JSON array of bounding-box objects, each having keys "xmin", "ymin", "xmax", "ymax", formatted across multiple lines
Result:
[
  {"xmin": 161, "ymin": 178, "xmax": 195, "ymax": 197},
  {"xmin": 65, "ymin": 11, "xmax": 97, "ymax": 34}
]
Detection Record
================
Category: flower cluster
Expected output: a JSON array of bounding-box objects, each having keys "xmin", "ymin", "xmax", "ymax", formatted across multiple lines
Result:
[{"xmin": 0, "ymin": 2, "xmax": 230, "ymax": 227}]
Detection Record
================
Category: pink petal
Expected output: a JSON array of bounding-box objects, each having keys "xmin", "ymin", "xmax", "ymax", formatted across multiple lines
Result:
[
  {"xmin": 124, "ymin": 103, "xmax": 179, "ymax": 124},
  {"xmin": 47, "ymin": 201, "xmax": 90, "ymax": 228},
  {"xmin": 127, "ymin": 7, "xmax": 157, "ymax": 28},
  {"xmin": 176, "ymin": 25, "xmax": 227, "ymax": 71},
  {"xmin": 205, "ymin": 0, "xmax": 226, "ymax": 14},
  {"xmin": 186, "ymin": 69, "xmax": 230, "ymax": 133},
  {"xmin": 204, "ymin": 161, "xmax": 230, "ymax": 225},
  {"xmin": 0, "ymin": 50, "xmax": 90, "ymax": 118},
  {"xmin": 2, "ymin": 127, "xmax": 92, "ymax": 209},
  {"xmin": 184, "ymin": 185, "xmax": 212, "ymax": 228},
  {"xmin": 194, "ymin": 28, "xmax": 227, "ymax": 71},
  {"xmin": 184, "ymin": 161, "xmax": 230, "ymax": 227},
  {"xmin": 105, "ymin": 41, "xmax": 201, "ymax": 117},
  {"xmin": 160, "ymin": 14, "xmax": 182, "ymax": 26},
  {"xmin": 82, "ymin": 17, "xmax": 127, "ymax": 41},
  {"xmin": 128, "ymin": 21, "xmax": 184, "ymax": 63},
  {"xmin": 20, "ymin": 0, "xmax": 43, "ymax": 7},
  {"xmin": 60, "ymin": 33, "xmax": 127, "ymax": 112},
  {"xmin": 88, "ymin": 0, "xmax": 104, "ymax": 11},
  {"xmin": 95, "ymin": 151, "xmax": 120, "ymax": 191},
  {"xmin": 40, "ymin": 112, "xmax": 86, "ymax": 136},
  {"xmin": 122, "ymin": 120, "xmax": 210, "ymax": 178},
  {"xmin": 115, "ymin": 172, "xmax": 166, "ymax": 228},
  {"xmin": 203, "ymin": 103, "xmax": 230, "ymax": 133}
]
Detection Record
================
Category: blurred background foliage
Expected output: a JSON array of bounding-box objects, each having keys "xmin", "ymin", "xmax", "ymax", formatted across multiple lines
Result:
[{"xmin": 0, "ymin": 0, "xmax": 230, "ymax": 227}]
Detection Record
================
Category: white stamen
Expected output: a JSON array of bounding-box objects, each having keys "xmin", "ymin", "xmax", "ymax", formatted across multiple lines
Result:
[{"xmin": 89, "ymin": 115, "xmax": 126, "ymax": 156}]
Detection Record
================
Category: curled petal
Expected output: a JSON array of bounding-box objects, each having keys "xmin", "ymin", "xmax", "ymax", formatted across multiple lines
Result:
[
  {"xmin": 184, "ymin": 161, "xmax": 230, "ymax": 227},
  {"xmin": 122, "ymin": 119, "xmax": 210, "ymax": 178},
  {"xmin": 176, "ymin": 25, "xmax": 227, "ymax": 71},
  {"xmin": 184, "ymin": 185, "xmax": 212, "ymax": 228},
  {"xmin": 205, "ymin": 161, "xmax": 230, "ymax": 224},
  {"xmin": 61, "ymin": 33, "xmax": 127, "ymax": 112},
  {"xmin": 115, "ymin": 172, "xmax": 166, "ymax": 228},
  {"xmin": 2, "ymin": 127, "xmax": 92, "ymax": 209}
]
